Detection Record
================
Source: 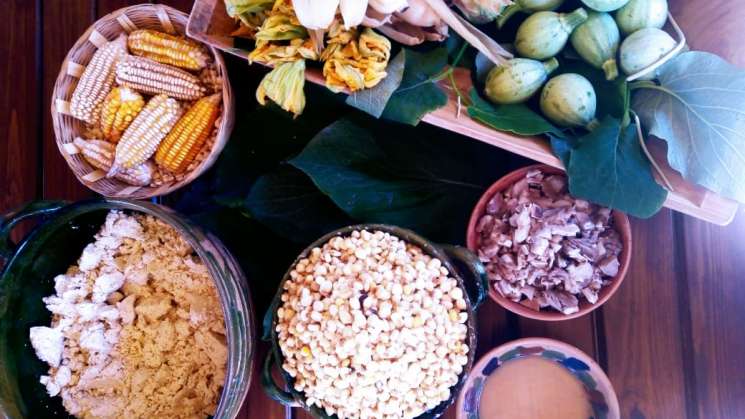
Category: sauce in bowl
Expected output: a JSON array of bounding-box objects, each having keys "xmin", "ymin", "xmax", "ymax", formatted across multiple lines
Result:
[{"xmin": 479, "ymin": 356, "xmax": 592, "ymax": 419}]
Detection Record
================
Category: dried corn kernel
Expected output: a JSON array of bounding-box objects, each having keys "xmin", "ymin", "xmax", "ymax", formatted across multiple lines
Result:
[
  {"xmin": 115, "ymin": 55, "xmax": 206, "ymax": 101},
  {"xmin": 128, "ymin": 29, "xmax": 210, "ymax": 71},
  {"xmin": 109, "ymin": 94, "xmax": 181, "ymax": 176},
  {"xmin": 73, "ymin": 137, "xmax": 154, "ymax": 186},
  {"xmin": 100, "ymin": 87, "xmax": 145, "ymax": 143},
  {"xmin": 70, "ymin": 35, "xmax": 127, "ymax": 124},
  {"xmin": 155, "ymin": 93, "xmax": 221, "ymax": 174}
]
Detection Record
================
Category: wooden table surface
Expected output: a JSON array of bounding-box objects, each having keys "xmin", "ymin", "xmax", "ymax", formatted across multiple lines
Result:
[{"xmin": 2, "ymin": 1, "xmax": 744, "ymax": 418}]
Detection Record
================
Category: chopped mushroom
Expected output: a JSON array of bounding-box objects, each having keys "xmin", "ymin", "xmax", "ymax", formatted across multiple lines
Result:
[{"xmin": 475, "ymin": 170, "xmax": 623, "ymax": 315}]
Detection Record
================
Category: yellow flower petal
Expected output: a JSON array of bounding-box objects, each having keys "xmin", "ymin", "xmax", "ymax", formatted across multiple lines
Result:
[{"xmin": 256, "ymin": 60, "xmax": 307, "ymax": 116}]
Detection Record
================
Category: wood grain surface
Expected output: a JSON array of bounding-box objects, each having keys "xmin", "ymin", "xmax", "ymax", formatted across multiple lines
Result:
[{"xmin": 1, "ymin": 1, "xmax": 743, "ymax": 419}]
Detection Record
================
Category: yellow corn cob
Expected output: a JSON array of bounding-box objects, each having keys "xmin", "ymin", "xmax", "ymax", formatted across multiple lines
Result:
[
  {"xmin": 115, "ymin": 55, "xmax": 206, "ymax": 100},
  {"xmin": 155, "ymin": 93, "xmax": 221, "ymax": 173},
  {"xmin": 127, "ymin": 29, "xmax": 210, "ymax": 71},
  {"xmin": 73, "ymin": 137, "xmax": 154, "ymax": 186},
  {"xmin": 99, "ymin": 87, "xmax": 145, "ymax": 143},
  {"xmin": 109, "ymin": 94, "xmax": 182, "ymax": 176},
  {"xmin": 70, "ymin": 35, "xmax": 127, "ymax": 124}
]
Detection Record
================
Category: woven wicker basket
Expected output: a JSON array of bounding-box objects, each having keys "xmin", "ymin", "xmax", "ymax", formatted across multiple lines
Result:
[{"xmin": 51, "ymin": 4, "xmax": 234, "ymax": 199}]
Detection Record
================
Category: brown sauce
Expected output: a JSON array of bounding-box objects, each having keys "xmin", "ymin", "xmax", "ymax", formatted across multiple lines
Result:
[{"xmin": 479, "ymin": 356, "xmax": 592, "ymax": 419}]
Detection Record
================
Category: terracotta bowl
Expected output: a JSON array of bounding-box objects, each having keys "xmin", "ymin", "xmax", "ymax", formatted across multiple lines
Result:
[
  {"xmin": 466, "ymin": 164, "xmax": 632, "ymax": 321},
  {"xmin": 455, "ymin": 337, "xmax": 620, "ymax": 419}
]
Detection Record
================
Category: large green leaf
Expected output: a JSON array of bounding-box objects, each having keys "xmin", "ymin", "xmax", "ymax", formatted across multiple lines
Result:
[
  {"xmin": 288, "ymin": 118, "xmax": 499, "ymax": 242},
  {"xmin": 467, "ymin": 89, "xmax": 563, "ymax": 136},
  {"xmin": 245, "ymin": 165, "xmax": 354, "ymax": 242},
  {"xmin": 380, "ymin": 48, "xmax": 449, "ymax": 125},
  {"xmin": 632, "ymin": 51, "xmax": 745, "ymax": 203},
  {"xmin": 567, "ymin": 116, "xmax": 668, "ymax": 218},
  {"xmin": 346, "ymin": 50, "xmax": 406, "ymax": 118}
]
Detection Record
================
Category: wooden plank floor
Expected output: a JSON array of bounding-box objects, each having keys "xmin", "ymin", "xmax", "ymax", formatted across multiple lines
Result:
[{"xmin": 1, "ymin": 1, "xmax": 744, "ymax": 418}]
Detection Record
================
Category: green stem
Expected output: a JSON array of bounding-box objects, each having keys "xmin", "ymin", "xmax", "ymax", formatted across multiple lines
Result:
[
  {"xmin": 432, "ymin": 42, "xmax": 470, "ymax": 82},
  {"xmin": 629, "ymin": 80, "xmax": 659, "ymax": 91}
]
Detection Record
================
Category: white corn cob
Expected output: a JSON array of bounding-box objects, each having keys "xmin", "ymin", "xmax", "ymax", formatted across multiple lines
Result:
[
  {"xmin": 108, "ymin": 94, "xmax": 182, "ymax": 176},
  {"xmin": 115, "ymin": 55, "xmax": 206, "ymax": 100},
  {"xmin": 73, "ymin": 137, "xmax": 154, "ymax": 186},
  {"xmin": 69, "ymin": 34, "xmax": 128, "ymax": 124}
]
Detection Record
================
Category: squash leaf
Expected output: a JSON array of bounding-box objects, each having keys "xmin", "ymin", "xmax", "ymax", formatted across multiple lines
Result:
[
  {"xmin": 245, "ymin": 165, "xmax": 354, "ymax": 242},
  {"xmin": 380, "ymin": 48, "xmax": 449, "ymax": 125},
  {"xmin": 632, "ymin": 51, "xmax": 745, "ymax": 203},
  {"xmin": 288, "ymin": 117, "xmax": 504, "ymax": 242},
  {"xmin": 346, "ymin": 50, "xmax": 406, "ymax": 118},
  {"xmin": 467, "ymin": 89, "xmax": 564, "ymax": 136},
  {"xmin": 567, "ymin": 116, "xmax": 668, "ymax": 218}
]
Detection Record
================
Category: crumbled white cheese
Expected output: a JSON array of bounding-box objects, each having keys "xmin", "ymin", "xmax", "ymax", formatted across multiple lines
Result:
[
  {"xmin": 29, "ymin": 326, "xmax": 63, "ymax": 368},
  {"xmin": 78, "ymin": 244, "xmax": 102, "ymax": 272},
  {"xmin": 92, "ymin": 272, "xmax": 125, "ymax": 303}
]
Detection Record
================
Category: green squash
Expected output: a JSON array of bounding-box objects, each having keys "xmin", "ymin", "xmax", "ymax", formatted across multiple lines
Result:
[
  {"xmin": 484, "ymin": 58, "xmax": 560, "ymax": 104},
  {"xmin": 615, "ymin": 0, "xmax": 668, "ymax": 35},
  {"xmin": 580, "ymin": 0, "xmax": 630, "ymax": 12},
  {"xmin": 619, "ymin": 27, "xmax": 676, "ymax": 79},
  {"xmin": 540, "ymin": 73, "xmax": 598, "ymax": 129},
  {"xmin": 570, "ymin": 12, "xmax": 621, "ymax": 80},
  {"xmin": 496, "ymin": 0, "xmax": 565, "ymax": 29},
  {"xmin": 515, "ymin": 8, "xmax": 589, "ymax": 60}
]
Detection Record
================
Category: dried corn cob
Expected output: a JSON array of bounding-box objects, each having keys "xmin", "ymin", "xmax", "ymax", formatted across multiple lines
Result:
[
  {"xmin": 155, "ymin": 93, "xmax": 221, "ymax": 173},
  {"xmin": 115, "ymin": 55, "xmax": 206, "ymax": 100},
  {"xmin": 109, "ymin": 94, "xmax": 182, "ymax": 176},
  {"xmin": 73, "ymin": 137, "xmax": 154, "ymax": 186},
  {"xmin": 127, "ymin": 29, "xmax": 210, "ymax": 71},
  {"xmin": 69, "ymin": 35, "xmax": 127, "ymax": 124},
  {"xmin": 100, "ymin": 87, "xmax": 145, "ymax": 143}
]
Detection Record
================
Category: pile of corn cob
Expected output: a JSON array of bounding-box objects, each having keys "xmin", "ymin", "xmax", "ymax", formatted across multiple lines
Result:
[{"xmin": 68, "ymin": 29, "xmax": 224, "ymax": 188}]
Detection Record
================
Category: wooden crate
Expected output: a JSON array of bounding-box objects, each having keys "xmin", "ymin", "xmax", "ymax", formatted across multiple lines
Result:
[{"xmin": 186, "ymin": 0, "xmax": 739, "ymax": 225}]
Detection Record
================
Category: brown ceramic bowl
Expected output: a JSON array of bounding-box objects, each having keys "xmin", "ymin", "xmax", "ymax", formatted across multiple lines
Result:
[{"xmin": 466, "ymin": 164, "xmax": 632, "ymax": 321}]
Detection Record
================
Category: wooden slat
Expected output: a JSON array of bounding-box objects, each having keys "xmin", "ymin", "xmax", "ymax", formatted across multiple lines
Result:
[
  {"xmin": 238, "ymin": 343, "xmax": 288, "ymax": 419},
  {"xmin": 518, "ymin": 316, "xmax": 597, "ymax": 358},
  {"xmin": 602, "ymin": 210, "xmax": 689, "ymax": 419},
  {"xmin": 0, "ymin": 0, "xmax": 39, "ymax": 222},
  {"xmin": 97, "ymin": 0, "xmax": 152, "ymax": 15},
  {"xmin": 679, "ymin": 211, "xmax": 745, "ymax": 419},
  {"xmin": 41, "ymin": 0, "xmax": 95, "ymax": 201}
]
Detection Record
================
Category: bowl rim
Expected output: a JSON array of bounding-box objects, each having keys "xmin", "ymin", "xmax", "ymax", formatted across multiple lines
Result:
[
  {"xmin": 264, "ymin": 223, "xmax": 481, "ymax": 419},
  {"xmin": 454, "ymin": 337, "xmax": 621, "ymax": 419},
  {"xmin": 465, "ymin": 164, "xmax": 633, "ymax": 321}
]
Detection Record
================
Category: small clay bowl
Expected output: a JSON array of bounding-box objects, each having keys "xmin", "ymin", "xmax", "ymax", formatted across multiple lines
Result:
[
  {"xmin": 455, "ymin": 337, "xmax": 620, "ymax": 419},
  {"xmin": 466, "ymin": 164, "xmax": 632, "ymax": 321}
]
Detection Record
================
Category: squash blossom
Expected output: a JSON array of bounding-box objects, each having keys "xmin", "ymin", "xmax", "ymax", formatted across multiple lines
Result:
[
  {"xmin": 256, "ymin": 60, "xmax": 307, "ymax": 117},
  {"xmin": 322, "ymin": 27, "xmax": 391, "ymax": 93},
  {"xmin": 453, "ymin": 0, "xmax": 514, "ymax": 24},
  {"xmin": 224, "ymin": 0, "xmax": 275, "ymax": 38},
  {"xmin": 248, "ymin": 0, "xmax": 318, "ymax": 64}
]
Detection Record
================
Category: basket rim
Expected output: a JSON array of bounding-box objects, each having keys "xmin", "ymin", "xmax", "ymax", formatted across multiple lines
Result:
[{"xmin": 50, "ymin": 3, "xmax": 235, "ymax": 199}]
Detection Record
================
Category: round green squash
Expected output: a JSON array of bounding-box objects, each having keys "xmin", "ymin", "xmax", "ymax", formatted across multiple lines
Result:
[
  {"xmin": 615, "ymin": 0, "xmax": 668, "ymax": 35},
  {"xmin": 619, "ymin": 27, "xmax": 676, "ymax": 79},
  {"xmin": 580, "ymin": 0, "xmax": 630, "ymax": 12},
  {"xmin": 484, "ymin": 58, "xmax": 560, "ymax": 104},
  {"xmin": 570, "ymin": 12, "xmax": 621, "ymax": 80},
  {"xmin": 515, "ymin": 8, "xmax": 589, "ymax": 60},
  {"xmin": 540, "ymin": 73, "xmax": 598, "ymax": 129},
  {"xmin": 496, "ymin": 0, "xmax": 565, "ymax": 29}
]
